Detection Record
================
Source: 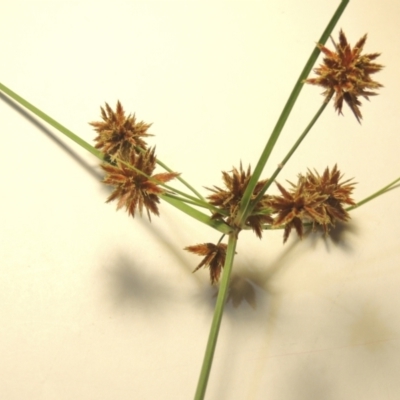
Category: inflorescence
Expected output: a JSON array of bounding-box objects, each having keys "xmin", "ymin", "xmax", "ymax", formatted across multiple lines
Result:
[
  {"xmin": 91, "ymin": 30, "xmax": 382, "ymax": 284},
  {"xmin": 304, "ymin": 29, "xmax": 383, "ymax": 123}
]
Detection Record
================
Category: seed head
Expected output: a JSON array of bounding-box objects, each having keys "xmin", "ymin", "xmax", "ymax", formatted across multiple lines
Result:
[
  {"xmin": 206, "ymin": 163, "xmax": 273, "ymax": 238},
  {"xmin": 305, "ymin": 30, "xmax": 383, "ymax": 122},
  {"xmin": 269, "ymin": 165, "xmax": 355, "ymax": 242},
  {"xmin": 185, "ymin": 243, "xmax": 228, "ymax": 284},
  {"xmin": 90, "ymin": 101, "xmax": 152, "ymax": 159},
  {"xmin": 268, "ymin": 178, "xmax": 327, "ymax": 243},
  {"xmin": 101, "ymin": 147, "xmax": 179, "ymax": 220},
  {"xmin": 304, "ymin": 164, "xmax": 355, "ymax": 233}
]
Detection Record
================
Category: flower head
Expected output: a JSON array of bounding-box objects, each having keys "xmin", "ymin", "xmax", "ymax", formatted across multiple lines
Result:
[
  {"xmin": 268, "ymin": 165, "xmax": 355, "ymax": 242},
  {"xmin": 305, "ymin": 30, "xmax": 383, "ymax": 122},
  {"xmin": 206, "ymin": 163, "xmax": 273, "ymax": 238},
  {"xmin": 101, "ymin": 147, "xmax": 179, "ymax": 220},
  {"xmin": 185, "ymin": 243, "xmax": 227, "ymax": 284},
  {"xmin": 304, "ymin": 164, "xmax": 355, "ymax": 232},
  {"xmin": 90, "ymin": 101, "xmax": 152, "ymax": 159},
  {"xmin": 268, "ymin": 178, "xmax": 327, "ymax": 243}
]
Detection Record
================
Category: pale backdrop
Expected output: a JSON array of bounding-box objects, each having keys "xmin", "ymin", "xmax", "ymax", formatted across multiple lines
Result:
[{"xmin": 1, "ymin": 1, "xmax": 400, "ymax": 399}]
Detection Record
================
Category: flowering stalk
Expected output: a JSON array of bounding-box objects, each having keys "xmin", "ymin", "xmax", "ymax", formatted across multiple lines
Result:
[
  {"xmin": 161, "ymin": 195, "xmax": 233, "ymax": 234},
  {"xmin": 248, "ymin": 91, "xmax": 334, "ymax": 216},
  {"xmin": 114, "ymin": 154, "xmax": 204, "ymax": 206},
  {"xmin": 234, "ymin": 0, "xmax": 350, "ymax": 228},
  {"xmin": 0, "ymin": 82, "xmax": 104, "ymax": 161},
  {"xmin": 304, "ymin": 29, "xmax": 384, "ymax": 123},
  {"xmin": 346, "ymin": 176, "xmax": 400, "ymax": 211},
  {"xmin": 1, "ymin": 2, "xmax": 396, "ymax": 399},
  {"xmin": 0, "ymin": 82, "xmax": 233, "ymax": 233},
  {"xmin": 193, "ymin": 232, "xmax": 238, "ymax": 400},
  {"xmin": 136, "ymin": 146, "xmax": 206, "ymax": 201}
]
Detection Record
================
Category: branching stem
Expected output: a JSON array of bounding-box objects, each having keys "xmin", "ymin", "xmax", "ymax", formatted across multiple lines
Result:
[
  {"xmin": 194, "ymin": 232, "xmax": 238, "ymax": 400},
  {"xmin": 234, "ymin": 0, "xmax": 350, "ymax": 228},
  {"xmin": 247, "ymin": 93, "xmax": 333, "ymax": 217},
  {"xmin": 346, "ymin": 176, "xmax": 400, "ymax": 211}
]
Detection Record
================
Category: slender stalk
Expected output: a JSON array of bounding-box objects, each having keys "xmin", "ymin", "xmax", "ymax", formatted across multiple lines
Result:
[
  {"xmin": 194, "ymin": 232, "xmax": 238, "ymax": 400},
  {"xmin": 0, "ymin": 81, "xmax": 206, "ymax": 205},
  {"xmin": 234, "ymin": 0, "xmax": 349, "ymax": 227},
  {"xmin": 248, "ymin": 93, "xmax": 333, "ymax": 213},
  {"xmin": 346, "ymin": 176, "xmax": 400, "ymax": 211},
  {"xmin": 216, "ymin": 234, "xmax": 226, "ymax": 245},
  {"xmin": 0, "ymin": 79, "xmax": 199, "ymax": 207},
  {"xmin": 161, "ymin": 194, "xmax": 232, "ymax": 234},
  {"xmin": 0, "ymin": 82, "xmax": 104, "ymax": 161},
  {"xmin": 137, "ymin": 146, "xmax": 206, "ymax": 201},
  {"xmin": 0, "ymin": 82, "xmax": 235, "ymax": 233},
  {"xmin": 163, "ymin": 194, "xmax": 211, "ymax": 208},
  {"xmin": 156, "ymin": 158, "xmax": 205, "ymax": 201},
  {"xmin": 115, "ymin": 155, "xmax": 205, "ymax": 205},
  {"xmin": 165, "ymin": 194, "xmax": 229, "ymax": 217}
]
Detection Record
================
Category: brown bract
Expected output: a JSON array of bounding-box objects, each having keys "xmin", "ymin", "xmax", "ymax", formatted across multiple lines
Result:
[
  {"xmin": 269, "ymin": 165, "xmax": 355, "ymax": 242},
  {"xmin": 305, "ymin": 29, "xmax": 383, "ymax": 122},
  {"xmin": 206, "ymin": 164, "xmax": 273, "ymax": 238},
  {"xmin": 304, "ymin": 164, "xmax": 355, "ymax": 232},
  {"xmin": 185, "ymin": 243, "xmax": 228, "ymax": 284},
  {"xmin": 101, "ymin": 147, "xmax": 179, "ymax": 220},
  {"xmin": 269, "ymin": 179, "xmax": 327, "ymax": 243},
  {"xmin": 90, "ymin": 101, "xmax": 152, "ymax": 159}
]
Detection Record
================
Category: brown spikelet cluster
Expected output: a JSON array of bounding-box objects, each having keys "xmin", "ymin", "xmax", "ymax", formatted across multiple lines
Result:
[
  {"xmin": 184, "ymin": 243, "xmax": 228, "ymax": 285},
  {"xmin": 90, "ymin": 101, "xmax": 152, "ymax": 159},
  {"xmin": 206, "ymin": 163, "xmax": 273, "ymax": 238},
  {"xmin": 91, "ymin": 102, "xmax": 179, "ymax": 220},
  {"xmin": 269, "ymin": 165, "xmax": 355, "ymax": 242},
  {"xmin": 101, "ymin": 147, "xmax": 179, "ymax": 220},
  {"xmin": 304, "ymin": 29, "xmax": 383, "ymax": 122}
]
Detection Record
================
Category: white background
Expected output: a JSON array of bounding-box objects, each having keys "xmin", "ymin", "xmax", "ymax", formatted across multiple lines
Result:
[{"xmin": 1, "ymin": 1, "xmax": 400, "ymax": 399}]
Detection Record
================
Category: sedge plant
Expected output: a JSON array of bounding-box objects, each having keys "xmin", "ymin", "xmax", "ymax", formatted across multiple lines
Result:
[{"xmin": 1, "ymin": 1, "xmax": 398, "ymax": 398}]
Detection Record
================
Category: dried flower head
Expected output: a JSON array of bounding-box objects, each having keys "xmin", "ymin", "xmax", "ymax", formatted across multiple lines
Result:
[
  {"xmin": 269, "ymin": 165, "xmax": 355, "ymax": 242},
  {"xmin": 206, "ymin": 163, "xmax": 273, "ymax": 238},
  {"xmin": 90, "ymin": 101, "xmax": 152, "ymax": 159},
  {"xmin": 304, "ymin": 164, "xmax": 355, "ymax": 232},
  {"xmin": 101, "ymin": 147, "xmax": 179, "ymax": 220},
  {"xmin": 269, "ymin": 178, "xmax": 327, "ymax": 243},
  {"xmin": 185, "ymin": 243, "xmax": 227, "ymax": 284},
  {"xmin": 305, "ymin": 29, "xmax": 383, "ymax": 122}
]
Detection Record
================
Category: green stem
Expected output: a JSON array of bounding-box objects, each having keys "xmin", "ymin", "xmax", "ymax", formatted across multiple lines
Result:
[
  {"xmin": 165, "ymin": 194, "xmax": 229, "ymax": 217},
  {"xmin": 194, "ymin": 232, "xmax": 238, "ymax": 400},
  {"xmin": 163, "ymin": 194, "xmax": 210, "ymax": 208},
  {"xmin": 137, "ymin": 146, "xmax": 206, "ymax": 201},
  {"xmin": 0, "ymin": 82, "xmax": 218, "ymax": 221},
  {"xmin": 161, "ymin": 194, "xmax": 232, "ymax": 234},
  {"xmin": 155, "ymin": 157, "xmax": 206, "ymax": 201},
  {"xmin": 346, "ymin": 176, "xmax": 400, "ymax": 211},
  {"xmin": 116, "ymin": 155, "xmax": 204, "ymax": 205},
  {"xmin": 0, "ymin": 81, "xmax": 204, "ymax": 206},
  {"xmin": 216, "ymin": 234, "xmax": 226, "ymax": 245},
  {"xmin": 234, "ymin": 0, "xmax": 349, "ymax": 227},
  {"xmin": 249, "ymin": 93, "xmax": 333, "ymax": 213},
  {"xmin": 0, "ymin": 82, "xmax": 104, "ymax": 161}
]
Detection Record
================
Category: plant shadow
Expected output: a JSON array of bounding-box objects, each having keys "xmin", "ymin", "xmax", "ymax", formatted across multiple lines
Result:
[
  {"xmin": 102, "ymin": 253, "xmax": 173, "ymax": 313},
  {"xmin": 304, "ymin": 219, "xmax": 359, "ymax": 253},
  {"xmin": 214, "ymin": 219, "xmax": 358, "ymax": 314}
]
